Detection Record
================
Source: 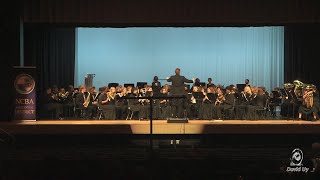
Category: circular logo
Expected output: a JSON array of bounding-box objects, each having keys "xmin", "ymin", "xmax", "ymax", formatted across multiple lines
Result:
[
  {"xmin": 290, "ymin": 148, "xmax": 303, "ymax": 166},
  {"xmin": 14, "ymin": 73, "xmax": 35, "ymax": 95}
]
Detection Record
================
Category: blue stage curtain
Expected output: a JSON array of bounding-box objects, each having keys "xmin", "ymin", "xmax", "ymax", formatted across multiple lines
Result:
[{"xmin": 77, "ymin": 27, "xmax": 284, "ymax": 91}]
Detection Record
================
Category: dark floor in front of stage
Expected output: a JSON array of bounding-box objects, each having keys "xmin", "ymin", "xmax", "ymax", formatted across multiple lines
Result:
[{"xmin": 1, "ymin": 134, "xmax": 320, "ymax": 179}]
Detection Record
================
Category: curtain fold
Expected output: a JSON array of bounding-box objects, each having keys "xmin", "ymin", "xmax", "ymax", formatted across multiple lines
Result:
[
  {"xmin": 284, "ymin": 25, "xmax": 320, "ymax": 88},
  {"xmin": 24, "ymin": 27, "xmax": 75, "ymax": 91},
  {"xmin": 23, "ymin": 0, "xmax": 320, "ymax": 25},
  {"xmin": 76, "ymin": 27, "xmax": 284, "ymax": 91}
]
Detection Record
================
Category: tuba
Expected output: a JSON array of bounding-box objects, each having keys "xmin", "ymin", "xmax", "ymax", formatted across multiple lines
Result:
[
  {"xmin": 293, "ymin": 80, "xmax": 304, "ymax": 99},
  {"xmin": 303, "ymin": 84, "xmax": 315, "ymax": 108}
]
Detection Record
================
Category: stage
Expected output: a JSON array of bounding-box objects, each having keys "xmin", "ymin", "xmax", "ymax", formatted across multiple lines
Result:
[{"xmin": 1, "ymin": 120, "xmax": 320, "ymax": 135}]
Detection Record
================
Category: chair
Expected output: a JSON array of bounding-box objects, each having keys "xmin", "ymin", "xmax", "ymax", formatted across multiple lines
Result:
[
  {"xmin": 126, "ymin": 106, "xmax": 140, "ymax": 120},
  {"xmin": 96, "ymin": 106, "xmax": 104, "ymax": 120},
  {"xmin": 73, "ymin": 98, "xmax": 85, "ymax": 119},
  {"xmin": 126, "ymin": 99, "xmax": 141, "ymax": 120},
  {"xmin": 222, "ymin": 99, "xmax": 236, "ymax": 120},
  {"xmin": 255, "ymin": 98, "xmax": 270, "ymax": 119}
]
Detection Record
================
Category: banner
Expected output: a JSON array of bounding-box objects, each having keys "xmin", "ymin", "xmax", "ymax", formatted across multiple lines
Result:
[{"xmin": 13, "ymin": 66, "xmax": 36, "ymax": 120}]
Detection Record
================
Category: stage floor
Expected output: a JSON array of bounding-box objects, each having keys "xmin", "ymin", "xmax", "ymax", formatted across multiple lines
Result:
[{"xmin": 1, "ymin": 120, "xmax": 320, "ymax": 135}]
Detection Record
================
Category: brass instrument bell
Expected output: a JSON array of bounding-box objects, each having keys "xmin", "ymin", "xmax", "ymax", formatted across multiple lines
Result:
[
  {"xmin": 284, "ymin": 83, "xmax": 294, "ymax": 89},
  {"xmin": 293, "ymin": 80, "xmax": 304, "ymax": 87},
  {"xmin": 293, "ymin": 80, "xmax": 304, "ymax": 97}
]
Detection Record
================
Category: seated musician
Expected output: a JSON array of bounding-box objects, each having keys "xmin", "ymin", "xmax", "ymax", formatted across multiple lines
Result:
[
  {"xmin": 138, "ymin": 86, "xmax": 153, "ymax": 120},
  {"xmin": 146, "ymin": 86, "xmax": 160, "ymax": 120},
  {"xmin": 191, "ymin": 86, "xmax": 205, "ymax": 119},
  {"xmin": 86, "ymin": 86, "xmax": 98, "ymax": 119},
  {"xmin": 202, "ymin": 86, "xmax": 217, "ymax": 120},
  {"xmin": 63, "ymin": 85, "xmax": 76, "ymax": 118},
  {"xmin": 207, "ymin": 77, "xmax": 215, "ymax": 88},
  {"xmin": 269, "ymin": 87, "xmax": 282, "ymax": 117},
  {"xmin": 298, "ymin": 85, "xmax": 319, "ymax": 121},
  {"xmin": 152, "ymin": 76, "xmax": 161, "ymax": 97},
  {"xmin": 75, "ymin": 85, "xmax": 93, "ymax": 119},
  {"xmin": 235, "ymin": 86, "xmax": 253, "ymax": 120},
  {"xmin": 126, "ymin": 86, "xmax": 133, "ymax": 95},
  {"xmin": 40, "ymin": 87, "xmax": 64, "ymax": 119},
  {"xmin": 115, "ymin": 86, "xmax": 128, "ymax": 120},
  {"xmin": 280, "ymin": 84, "xmax": 298, "ymax": 119},
  {"xmin": 127, "ymin": 88, "xmax": 142, "ymax": 120},
  {"xmin": 98, "ymin": 87, "xmax": 116, "ymax": 119},
  {"xmin": 57, "ymin": 88, "xmax": 67, "ymax": 103},
  {"xmin": 159, "ymin": 87, "xmax": 171, "ymax": 119},
  {"xmin": 214, "ymin": 86, "xmax": 235, "ymax": 120},
  {"xmin": 52, "ymin": 85, "xmax": 59, "ymax": 95},
  {"xmin": 247, "ymin": 87, "xmax": 268, "ymax": 119}
]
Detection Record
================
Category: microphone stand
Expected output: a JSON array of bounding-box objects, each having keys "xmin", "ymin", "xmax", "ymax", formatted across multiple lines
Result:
[{"xmin": 120, "ymin": 95, "xmax": 186, "ymax": 151}]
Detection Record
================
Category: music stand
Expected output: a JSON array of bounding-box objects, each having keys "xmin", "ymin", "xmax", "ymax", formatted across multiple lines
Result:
[
  {"xmin": 108, "ymin": 83, "xmax": 119, "ymax": 88},
  {"xmin": 192, "ymin": 92, "xmax": 205, "ymax": 99},
  {"xmin": 280, "ymin": 88, "xmax": 286, "ymax": 95},
  {"xmin": 124, "ymin": 83, "xmax": 135, "ymax": 88},
  {"xmin": 270, "ymin": 91, "xmax": 281, "ymax": 117},
  {"xmin": 184, "ymin": 85, "xmax": 191, "ymax": 92},
  {"xmin": 98, "ymin": 86, "xmax": 107, "ymax": 92},
  {"xmin": 137, "ymin": 82, "xmax": 147, "ymax": 89},
  {"xmin": 272, "ymin": 91, "xmax": 281, "ymax": 98},
  {"xmin": 236, "ymin": 84, "xmax": 246, "ymax": 92},
  {"xmin": 200, "ymin": 82, "xmax": 206, "ymax": 87}
]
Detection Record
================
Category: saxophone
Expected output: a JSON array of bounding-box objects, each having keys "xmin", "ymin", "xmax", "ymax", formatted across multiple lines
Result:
[{"xmin": 83, "ymin": 92, "xmax": 91, "ymax": 108}]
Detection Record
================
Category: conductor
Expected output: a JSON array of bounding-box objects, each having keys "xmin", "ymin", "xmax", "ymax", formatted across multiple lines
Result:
[{"xmin": 167, "ymin": 68, "xmax": 193, "ymax": 118}]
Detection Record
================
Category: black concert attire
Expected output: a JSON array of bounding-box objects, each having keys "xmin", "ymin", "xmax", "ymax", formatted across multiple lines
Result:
[
  {"xmin": 246, "ymin": 94, "xmax": 267, "ymax": 120},
  {"xmin": 207, "ymin": 83, "xmax": 215, "ymax": 88},
  {"xmin": 235, "ymin": 92, "xmax": 252, "ymax": 120},
  {"xmin": 139, "ymin": 91, "xmax": 152, "ymax": 120},
  {"xmin": 159, "ymin": 92, "xmax": 171, "ymax": 119},
  {"xmin": 127, "ymin": 92, "xmax": 142, "ymax": 119},
  {"xmin": 151, "ymin": 81, "xmax": 161, "ymax": 119},
  {"xmin": 202, "ymin": 92, "xmax": 217, "ymax": 120},
  {"xmin": 215, "ymin": 92, "xmax": 236, "ymax": 119},
  {"xmin": 298, "ymin": 92, "xmax": 318, "ymax": 120},
  {"xmin": 145, "ymin": 91, "xmax": 160, "ymax": 120},
  {"xmin": 75, "ymin": 92, "xmax": 95, "ymax": 119},
  {"xmin": 98, "ymin": 93, "xmax": 116, "ymax": 120},
  {"xmin": 115, "ymin": 93, "xmax": 128, "ymax": 120},
  {"xmin": 185, "ymin": 92, "xmax": 194, "ymax": 119},
  {"xmin": 280, "ymin": 89, "xmax": 298, "ymax": 119},
  {"xmin": 152, "ymin": 81, "xmax": 161, "ymax": 97},
  {"xmin": 40, "ymin": 92, "xmax": 63, "ymax": 119},
  {"xmin": 87, "ymin": 92, "xmax": 99, "ymax": 119},
  {"xmin": 63, "ymin": 91, "xmax": 75, "ymax": 118},
  {"xmin": 190, "ymin": 91, "xmax": 204, "ymax": 119},
  {"xmin": 167, "ymin": 74, "xmax": 193, "ymax": 118},
  {"xmin": 269, "ymin": 90, "xmax": 282, "ymax": 117},
  {"xmin": 192, "ymin": 81, "xmax": 201, "ymax": 89}
]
